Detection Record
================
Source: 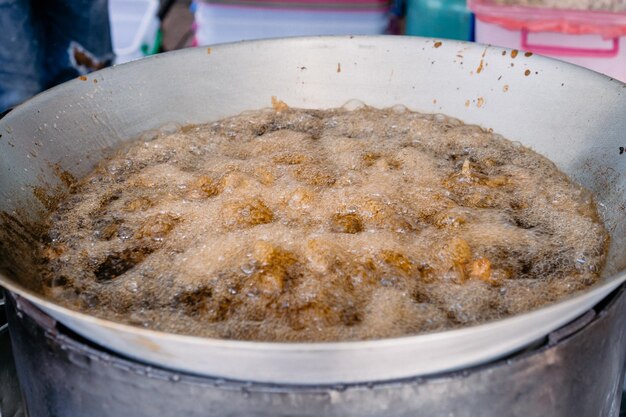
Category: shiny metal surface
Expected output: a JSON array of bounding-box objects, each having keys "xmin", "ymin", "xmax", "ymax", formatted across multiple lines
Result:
[
  {"xmin": 0, "ymin": 36, "xmax": 625, "ymax": 384},
  {"xmin": 0, "ymin": 294, "xmax": 7, "ymax": 335}
]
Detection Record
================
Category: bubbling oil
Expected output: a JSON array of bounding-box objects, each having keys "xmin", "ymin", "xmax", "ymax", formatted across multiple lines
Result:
[{"xmin": 38, "ymin": 106, "xmax": 608, "ymax": 342}]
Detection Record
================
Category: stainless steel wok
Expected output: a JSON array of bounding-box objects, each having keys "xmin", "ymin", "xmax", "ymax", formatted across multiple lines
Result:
[{"xmin": 0, "ymin": 36, "xmax": 625, "ymax": 385}]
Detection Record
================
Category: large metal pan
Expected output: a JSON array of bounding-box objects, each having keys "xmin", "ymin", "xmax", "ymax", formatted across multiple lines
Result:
[{"xmin": 0, "ymin": 36, "xmax": 625, "ymax": 385}]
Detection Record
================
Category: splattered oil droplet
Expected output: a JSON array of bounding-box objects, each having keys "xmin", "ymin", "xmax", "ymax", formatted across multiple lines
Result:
[
  {"xmin": 477, "ymin": 97, "xmax": 485, "ymax": 108},
  {"xmin": 337, "ymin": 63, "xmax": 341, "ymax": 73},
  {"xmin": 525, "ymin": 52, "xmax": 533, "ymax": 57},
  {"xmin": 207, "ymin": 47, "xmax": 212, "ymax": 55},
  {"xmin": 271, "ymin": 96, "xmax": 289, "ymax": 112},
  {"xmin": 511, "ymin": 50, "xmax": 519, "ymax": 58},
  {"xmin": 465, "ymin": 100, "xmax": 470, "ymax": 107},
  {"xmin": 502, "ymin": 50, "xmax": 506, "ymax": 56},
  {"xmin": 434, "ymin": 41, "xmax": 442, "ymax": 48},
  {"xmin": 524, "ymin": 69, "xmax": 531, "ymax": 76},
  {"xmin": 477, "ymin": 60, "xmax": 484, "ymax": 74},
  {"xmin": 79, "ymin": 75, "xmax": 87, "ymax": 81},
  {"xmin": 503, "ymin": 85, "xmax": 509, "ymax": 92}
]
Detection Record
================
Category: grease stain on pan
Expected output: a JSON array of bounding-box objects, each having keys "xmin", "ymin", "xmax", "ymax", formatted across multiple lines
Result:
[
  {"xmin": 132, "ymin": 334, "xmax": 170, "ymax": 356},
  {"xmin": 477, "ymin": 59, "xmax": 484, "ymax": 74},
  {"xmin": 28, "ymin": 164, "xmax": 77, "ymax": 213},
  {"xmin": 0, "ymin": 210, "xmax": 40, "ymax": 244},
  {"xmin": 50, "ymin": 164, "xmax": 77, "ymax": 189},
  {"xmin": 31, "ymin": 187, "xmax": 59, "ymax": 211},
  {"xmin": 0, "ymin": 210, "xmax": 44, "ymax": 292},
  {"xmin": 271, "ymin": 96, "xmax": 289, "ymax": 112}
]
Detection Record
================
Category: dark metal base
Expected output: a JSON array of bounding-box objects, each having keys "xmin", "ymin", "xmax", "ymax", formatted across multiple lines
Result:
[
  {"xmin": 6, "ymin": 286, "xmax": 626, "ymax": 417},
  {"xmin": 0, "ymin": 299, "xmax": 23, "ymax": 417}
]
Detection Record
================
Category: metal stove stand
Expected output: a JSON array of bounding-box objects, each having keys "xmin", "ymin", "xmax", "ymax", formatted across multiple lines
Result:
[{"xmin": 1, "ymin": 285, "xmax": 626, "ymax": 417}]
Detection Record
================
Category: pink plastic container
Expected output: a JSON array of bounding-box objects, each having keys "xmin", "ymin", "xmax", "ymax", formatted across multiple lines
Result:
[{"xmin": 468, "ymin": 0, "xmax": 626, "ymax": 82}]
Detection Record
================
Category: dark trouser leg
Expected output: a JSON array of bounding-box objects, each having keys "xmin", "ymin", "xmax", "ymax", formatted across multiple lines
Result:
[
  {"xmin": 38, "ymin": 0, "xmax": 114, "ymax": 89},
  {"xmin": 0, "ymin": 0, "xmax": 44, "ymax": 112}
]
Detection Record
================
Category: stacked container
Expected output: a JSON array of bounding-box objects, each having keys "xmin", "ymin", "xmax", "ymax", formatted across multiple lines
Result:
[
  {"xmin": 193, "ymin": 0, "xmax": 391, "ymax": 45},
  {"xmin": 468, "ymin": 0, "xmax": 626, "ymax": 82}
]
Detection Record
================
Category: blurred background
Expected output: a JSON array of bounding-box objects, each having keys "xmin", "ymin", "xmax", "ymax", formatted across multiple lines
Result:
[{"xmin": 1, "ymin": 0, "xmax": 625, "ymax": 114}]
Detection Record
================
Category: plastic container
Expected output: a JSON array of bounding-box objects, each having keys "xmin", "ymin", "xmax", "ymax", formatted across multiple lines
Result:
[
  {"xmin": 469, "ymin": 0, "xmax": 626, "ymax": 82},
  {"xmin": 406, "ymin": 0, "xmax": 474, "ymax": 41},
  {"xmin": 193, "ymin": 1, "xmax": 390, "ymax": 45},
  {"xmin": 109, "ymin": 0, "xmax": 160, "ymax": 64}
]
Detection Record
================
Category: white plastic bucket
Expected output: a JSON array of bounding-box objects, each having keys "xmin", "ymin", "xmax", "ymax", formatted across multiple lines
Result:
[{"xmin": 109, "ymin": 0, "xmax": 160, "ymax": 64}]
